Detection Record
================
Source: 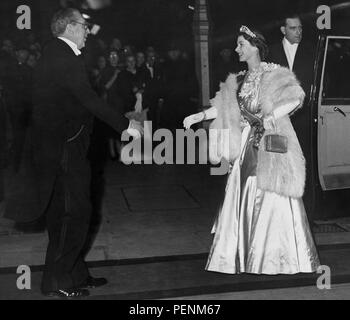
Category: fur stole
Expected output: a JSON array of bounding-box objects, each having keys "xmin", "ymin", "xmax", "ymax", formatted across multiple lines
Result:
[
  {"xmin": 210, "ymin": 65, "xmax": 306, "ymax": 198},
  {"xmin": 258, "ymin": 66, "xmax": 306, "ymax": 198},
  {"xmin": 209, "ymin": 74, "xmax": 241, "ymax": 163}
]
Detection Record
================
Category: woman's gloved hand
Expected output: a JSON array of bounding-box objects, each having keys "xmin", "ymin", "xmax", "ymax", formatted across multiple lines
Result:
[
  {"xmin": 263, "ymin": 114, "xmax": 276, "ymax": 131},
  {"xmin": 183, "ymin": 112, "xmax": 205, "ymax": 130}
]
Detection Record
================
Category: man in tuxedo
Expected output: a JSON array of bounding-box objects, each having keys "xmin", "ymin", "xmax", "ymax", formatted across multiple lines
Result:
[
  {"xmin": 143, "ymin": 50, "xmax": 164, "ymax": 129},
  {"xmin": 269, "ymin": 14, "xmax": 315, "ymax": 217},
  {"xmin": 5, "ymin": 8, "xmax": 142, "ymax": 298}
]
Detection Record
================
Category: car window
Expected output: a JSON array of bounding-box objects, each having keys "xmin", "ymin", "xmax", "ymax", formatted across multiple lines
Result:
[{"xmin": 323, "ymin": 38, "xmax": 350, "ymax": 100}]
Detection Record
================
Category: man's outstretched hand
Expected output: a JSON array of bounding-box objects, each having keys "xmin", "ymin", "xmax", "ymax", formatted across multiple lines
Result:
[
  {"xmin": 125, "ymin": 109, "xmax": 148, "ymax": 123},
  {"xmin": 127, "ymin": 120, "xmax": 144, "ymax": 139}
]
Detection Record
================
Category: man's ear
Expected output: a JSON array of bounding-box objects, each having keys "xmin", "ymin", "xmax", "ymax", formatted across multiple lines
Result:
[
  {"xmin": 65, "ymin": 24, "xmax": 73, "ymax": 35},
  {"xmin": 280, "ymin": 26, "xmax": 286, "ymax": 36}
]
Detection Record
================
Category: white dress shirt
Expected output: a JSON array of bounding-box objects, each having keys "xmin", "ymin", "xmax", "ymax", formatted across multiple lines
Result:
[
  {"xmin": 282, "ymin": 38, "xmax": 299, "ymax": 70},
  {"xmin": 58, "ymin": 37, "xmax": 82, "ymax": 56}
]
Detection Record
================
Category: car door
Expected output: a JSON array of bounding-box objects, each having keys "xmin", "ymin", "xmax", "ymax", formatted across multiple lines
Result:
[{"xmin": 317, "ymin": 36, "xmax": 350, "ymax": 190}]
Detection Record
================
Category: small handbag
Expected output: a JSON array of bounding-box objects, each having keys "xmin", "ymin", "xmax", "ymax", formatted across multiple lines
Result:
[{"xmin": 264, "ymin": 134, "xmax": 288, "ymax": 154}]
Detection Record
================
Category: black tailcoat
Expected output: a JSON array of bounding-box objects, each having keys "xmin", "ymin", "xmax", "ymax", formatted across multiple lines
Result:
[
  {"xmin": 5, "ymin": 38, "xmax": 128, "ymax": 222},
  {"xmin": 6, "ymin": 38, "xmax": 130, "ymax": 291}
]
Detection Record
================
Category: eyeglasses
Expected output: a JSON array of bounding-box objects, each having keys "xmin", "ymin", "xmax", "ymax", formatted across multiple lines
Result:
[{"xmin": 71, "ymin": 20, "xmax": 91, "ymax": 30}]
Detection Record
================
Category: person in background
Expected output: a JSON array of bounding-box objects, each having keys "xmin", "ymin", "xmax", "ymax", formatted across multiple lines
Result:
[
  {"xmin": 117, "ymin": 54, "xmax": 144, "ymax": 114},
  {"xmin": 136, "ymin": 51, "xmax": 146, "ymax": 69},
  {"xmin": 123, "ymin": 44, "xmax": 135, "ymax": 56},
  {"xmin": 161, "ymin": 44, "xmax": 197, "ymax": 131},
  {"xmin": 110, "ymin": 37, "xmax": 122, "ymax": 52},
  {"xmin": 213, "ymin": 47, "xmax": 239, "ymax": 92},
  {"xmin": 7, "ymin": 47, "xmax": 32, "ymax": 172},
  {"xmin": 0, "ymin": 39, "xmax": 16, "ymax": 93},
  {"xmin": 142, "ymin": 50, "xmax": 164, "ymax": 129},
  {"xmin": 97, "ymin": 55, "xmax": 107, "ymax": 71},
  {"xmin": 1, "ymin": 39, "xmax": 16, "ymax": 60},
  {"xmin": 27, "ymin": 52, "xmax": 38, "ymax": 69},
  {"xmin": 96, "ymin": 38, "xmax": 107, "ymax": 56},
  {"xmin": 99, "ymin": 50, "xmax": 124, "ymax": 159}
]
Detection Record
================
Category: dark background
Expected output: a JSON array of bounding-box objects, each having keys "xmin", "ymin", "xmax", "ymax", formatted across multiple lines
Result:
[
  {"xmin": 1, "ymin": 0, "xmax": 350, "ymax": 50},
  {"xmin": 0, "ymin": 0, "xmax": 350, "ymax": 81}
]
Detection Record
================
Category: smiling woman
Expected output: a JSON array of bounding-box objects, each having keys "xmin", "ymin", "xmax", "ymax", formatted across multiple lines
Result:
[
  {"xmin": 236, "ymin": 27, "xmax": 269, "ymax": 62},
  {"xmin": 184, "ymin": 25, "xmax": 320, "ymax": 276}
]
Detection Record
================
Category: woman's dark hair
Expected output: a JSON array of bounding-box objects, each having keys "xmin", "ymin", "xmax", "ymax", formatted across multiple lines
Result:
[{"xmin": 238, "ymin": 29, "xmax": 269, "ymax": 61}]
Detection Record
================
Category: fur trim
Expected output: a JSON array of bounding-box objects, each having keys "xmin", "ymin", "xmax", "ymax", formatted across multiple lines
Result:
[
  {"xmin": 209, "ymin": 74, "xmax": 241, "ymax": 163},
  {"xmin": 209, "ymin": 66, "xmax": 306, "ymax": 198},
  {"xmin": 257, "ymin": 117, "xmax": 306, "ymax": 198},
  {"xmin": 257, "ymin": 66, "xmax": 306, "ymax": 198},
  {"xmin": 260, "ymin": 66, "xmax": 305, "ymax": 115}
]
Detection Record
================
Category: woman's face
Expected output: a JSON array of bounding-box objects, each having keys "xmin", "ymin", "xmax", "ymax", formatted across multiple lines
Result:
[
  {"xmin": 126, "ymin": 56, "xmax": 136, "ymax": 70},
  {"xmin": 235, "ymin": 35, "xmax": 258, "ymax": 62},
  {"xmin": 98, "ymin": 56, "xmax": 107, "ymax": 69},
  {"xmin": 109, "ymin": 52, "xmax": 119, "ymax": 66},
  {"xmin": 136, "ymin": 52, "xmax": 145, "ymax": 67}
]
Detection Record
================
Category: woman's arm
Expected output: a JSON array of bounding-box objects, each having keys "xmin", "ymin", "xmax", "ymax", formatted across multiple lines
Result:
[
  {"xmin": 203, "ymin": 106, "xmax": 218, "ymax": 120},
  {"xmin": 183, "ymin": 106, "xmax": 218, "ymax": 129},
  {"xmin": 105, "ymin": 69, "xmax": 120, "ymax": 90},
  {"xmin": 272, "ymin": 100, "xmax": 301, "ymax": 120},
  {"xmin": 263, "ymin": 100, "xmax": 301, "ymax": 130}
]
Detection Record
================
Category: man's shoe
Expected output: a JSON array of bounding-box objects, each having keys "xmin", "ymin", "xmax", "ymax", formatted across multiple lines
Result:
[
  {"xmin": 78, "ymin": 276, "xmax": 108, "ymax": 289},
  {"xmin": 43, "ymin": 288, "xmax": 90, "ymax": 299}
]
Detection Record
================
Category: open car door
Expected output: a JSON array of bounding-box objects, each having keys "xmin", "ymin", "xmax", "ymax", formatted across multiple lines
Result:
[{"xmin": 317, "ymin": 36, "xmax": 350, "ymax": 191}]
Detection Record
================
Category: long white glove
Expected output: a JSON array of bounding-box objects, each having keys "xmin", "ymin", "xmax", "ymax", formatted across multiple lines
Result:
[
  {"xmin": 263, "ymin": 100, "xmax": 301, "ymax": 131},
  {"xmin": 183, "ymin": 107, "xmax": 218, "ymax": 130},
  {"xmin": 183, "ymin": 113, "xmax": 205, "ymax": 130}
]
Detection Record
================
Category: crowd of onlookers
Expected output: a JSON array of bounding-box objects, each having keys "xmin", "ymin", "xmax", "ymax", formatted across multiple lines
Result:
[
  {"xmin": 85, "ymin": 36, "xmax": 200, "ymax": 162},
  {"xmin": 0, "ymin": 30, "xmax": 246, "ymax": 207},
  {"xmin": 0, "ymin": 33, "xmax": 202, "ymax": 204},
  {"xmin": 86, "ymin": 37, "xmax": 198, "ymax": 128}
]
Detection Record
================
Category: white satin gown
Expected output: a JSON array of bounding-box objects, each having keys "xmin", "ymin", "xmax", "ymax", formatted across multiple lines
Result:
[{"xmin": 206, "ymin": 123, "xmax": 321, "ymax": 275}]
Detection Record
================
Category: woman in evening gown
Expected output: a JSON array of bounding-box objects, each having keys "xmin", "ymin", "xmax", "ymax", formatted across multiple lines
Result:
[{"xmin": 183, "ymin": 26, "xmax": 320, "ymax": 275}]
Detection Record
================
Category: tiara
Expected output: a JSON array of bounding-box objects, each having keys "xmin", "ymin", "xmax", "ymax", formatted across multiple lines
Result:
[{"xmin": 240, "ymin": 25, "xmax": 256, "ymax": 38}]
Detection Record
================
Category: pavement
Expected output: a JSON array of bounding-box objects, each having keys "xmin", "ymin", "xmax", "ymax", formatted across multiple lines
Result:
[
  {"xmin": 0, "ymin": 162, "xmax": 227, "ymax": 268},
  {"xmin": 1, "ymin": 161, "xmax": 350, "ymax": 300},
  {"xmin": 170, "ymin": 283, "xmax": 350, "ymax": 300}
]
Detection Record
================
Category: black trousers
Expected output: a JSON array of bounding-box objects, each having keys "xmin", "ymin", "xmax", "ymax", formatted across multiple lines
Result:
[{"xmin": 41, "ymin": 136, "xmax": 92, "ymax": 293}]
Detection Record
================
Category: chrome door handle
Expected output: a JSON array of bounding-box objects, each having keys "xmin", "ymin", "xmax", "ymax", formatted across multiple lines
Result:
[{"xmin": 334, "ymin": 107, "xmax": 346, "ymax": 117}]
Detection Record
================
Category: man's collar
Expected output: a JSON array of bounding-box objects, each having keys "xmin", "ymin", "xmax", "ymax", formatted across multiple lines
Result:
[
  {"xmin": 58, "ymin": 37, "xmax": 81, "ymax": 56},
  {"xmin": 283, "ymin": 37, "xmax": 299, "ymax": 47}
]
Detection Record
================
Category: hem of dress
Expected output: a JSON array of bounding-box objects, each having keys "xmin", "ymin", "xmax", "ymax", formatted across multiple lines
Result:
[{"xmin": 206, "ymin": 266, "xmax": 320, "ymax": 276}]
